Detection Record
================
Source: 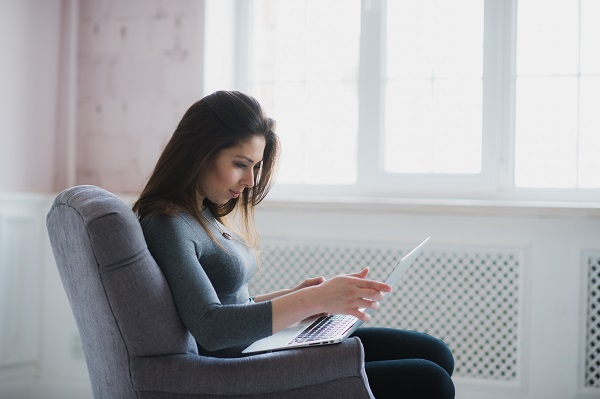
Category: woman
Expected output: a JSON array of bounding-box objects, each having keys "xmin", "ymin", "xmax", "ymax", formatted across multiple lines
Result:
[{"xmin": 133, "ymin": 90, "xmax": 455, "ymax": 399}]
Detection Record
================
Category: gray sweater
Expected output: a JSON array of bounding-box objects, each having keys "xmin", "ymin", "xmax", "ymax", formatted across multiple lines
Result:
[{"xmin": 140, "ymin": 210, "xmax": 273, "ymax": 357}]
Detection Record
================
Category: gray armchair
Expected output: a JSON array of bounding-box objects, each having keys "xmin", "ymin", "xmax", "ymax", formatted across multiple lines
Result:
[{"xmin": 46, "ymin": 185, "xmax": 374, "ymax": 399}]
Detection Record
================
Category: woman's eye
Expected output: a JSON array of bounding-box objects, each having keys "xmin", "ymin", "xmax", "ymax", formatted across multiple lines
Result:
[{"xmin": 235, "ymin": 162, "xmax": 247, "ymax": 169}]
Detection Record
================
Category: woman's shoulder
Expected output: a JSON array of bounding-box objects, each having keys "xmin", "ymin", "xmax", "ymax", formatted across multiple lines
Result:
[{"xmin": 140, "ymin": 211, "xmax": 200, "ymax": 236}]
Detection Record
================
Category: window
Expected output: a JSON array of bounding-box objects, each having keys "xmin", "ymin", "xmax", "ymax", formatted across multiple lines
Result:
[{"xmin": 204, "ymin": 0, "xmax": 600, "ymax": 202}]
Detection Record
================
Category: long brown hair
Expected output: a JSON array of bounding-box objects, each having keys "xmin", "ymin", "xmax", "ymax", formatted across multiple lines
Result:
[{"xmin": 133, "ymin": 91, "xmax": 279, "ymax": 250}]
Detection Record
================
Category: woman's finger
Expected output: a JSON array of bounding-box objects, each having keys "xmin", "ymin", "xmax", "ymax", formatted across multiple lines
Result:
[
  {"xmin": 347, "ymin": 298, "xmax": 380, "ymax": 310},
  {"xmin": 354, "ymin": 287, "xmax": 386, "ymax": 301},
  {"xmin": 348, "ymin": 267, "xmax": 369, "ymax": 278},
  {"xmin": 354, "ymin": 278, "xmax": 392, "ymax": 293}
]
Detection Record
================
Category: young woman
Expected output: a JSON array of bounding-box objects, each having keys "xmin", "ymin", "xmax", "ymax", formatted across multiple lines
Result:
[{"xmin": 133, "ymin": 90, "xmax": 455, "ymax": 399}]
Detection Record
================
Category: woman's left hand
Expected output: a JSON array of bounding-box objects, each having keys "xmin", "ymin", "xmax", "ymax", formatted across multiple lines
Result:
[{"xmin": 253, "ymin": 276, "xmax": 326, "ymax": 303}]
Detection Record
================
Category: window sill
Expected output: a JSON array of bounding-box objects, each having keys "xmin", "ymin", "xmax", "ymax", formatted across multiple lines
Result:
[{"xmin": 260, "ymin": 195, "xmax": 600, "ymax": 219}]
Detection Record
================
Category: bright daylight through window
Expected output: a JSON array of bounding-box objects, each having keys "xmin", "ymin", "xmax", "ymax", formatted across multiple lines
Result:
[
  {"xmin": 515, "ymin": 0, "xmax": 600, "ymax": 189},
  {"xmin": 204, "ymin": 0, "xmax": 600, "ymax": 201},
  {"xmin": 384, "ymin": 1, "xmax": 483, "ymax": 174}
]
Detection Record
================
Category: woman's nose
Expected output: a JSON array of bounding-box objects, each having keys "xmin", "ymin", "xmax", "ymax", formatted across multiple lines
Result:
[{"xmin": 243, "ymin": 169, "xmax": 255, "ymax": 188}]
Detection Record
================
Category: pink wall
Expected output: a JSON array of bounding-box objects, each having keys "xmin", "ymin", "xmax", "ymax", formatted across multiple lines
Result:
[
  {"xmin": 76, "ymin": 0, "xmax": 205, "ymax": 194},
  {"xmin": 0, "ymin": 0, "xmax": 61, "ymax": 193},
  {"xmin": 0, "ymin": 0, "xmax": 204, "ymax": 194}
]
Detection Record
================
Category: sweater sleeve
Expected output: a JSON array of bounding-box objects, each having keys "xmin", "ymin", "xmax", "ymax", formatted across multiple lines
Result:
[{"xmin": 141, "ymin": 214, "xmax": 273, "ymax": 353}]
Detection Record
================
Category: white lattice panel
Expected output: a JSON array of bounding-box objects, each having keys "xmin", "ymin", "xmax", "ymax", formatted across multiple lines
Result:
[
  {"xmin": 250, "ymin": 240, "xmax": 522, "ymax": 382},
  {"xmin": 585, "ymin": 252, "xmax": 600, "ymax": 388}
]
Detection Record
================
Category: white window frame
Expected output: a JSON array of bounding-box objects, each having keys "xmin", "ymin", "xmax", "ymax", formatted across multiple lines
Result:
[{"xmin": 203, "ymin": 0, "xmax": 600, "ymax": 204}]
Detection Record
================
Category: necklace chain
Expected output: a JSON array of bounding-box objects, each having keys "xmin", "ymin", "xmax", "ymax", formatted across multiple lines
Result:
[{"xmin": 202, "ymin": 211, "xmax": 232, "ymax": 240}]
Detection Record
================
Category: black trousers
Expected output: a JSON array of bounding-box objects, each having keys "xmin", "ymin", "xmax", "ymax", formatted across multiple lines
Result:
[{"xmin": 351, "ymin": 328, "xmax": 455, "ymax": 399}]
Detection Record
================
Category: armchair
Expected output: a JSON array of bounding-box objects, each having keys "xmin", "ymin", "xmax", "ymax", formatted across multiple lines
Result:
[{"xmin": 46, "ymin": 185, "xmax": 374, "ymax": 399}]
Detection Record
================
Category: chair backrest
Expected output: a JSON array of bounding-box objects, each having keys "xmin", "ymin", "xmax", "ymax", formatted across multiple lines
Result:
[{"xmin": 47, "ymin": 185, "xmax": 198, "ymax": 399}]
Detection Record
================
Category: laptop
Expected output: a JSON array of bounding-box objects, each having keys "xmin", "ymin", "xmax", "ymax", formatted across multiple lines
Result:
[{"xmin": 242, "ymin": 236, "xmax": 431, "ymax": 354}]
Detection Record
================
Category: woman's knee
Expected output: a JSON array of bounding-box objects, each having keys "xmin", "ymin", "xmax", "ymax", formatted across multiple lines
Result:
[
  {"xmin": 398, "ymin": 330, "xmax": 455, "ymax": 376},
  {"xmin": 418, "ymin": 360, "xmax": 455, "ymax": 398},
  {"xmin": 427, "ymin": 335, "xmax": 455, "ymax": 376},
  {"xmin": 353, "ymin": 328, "xmax": 455, "ymax": 376},
  {"xmin": 365, "ymin": 359, "xmax": 455, "ymax": 399}
]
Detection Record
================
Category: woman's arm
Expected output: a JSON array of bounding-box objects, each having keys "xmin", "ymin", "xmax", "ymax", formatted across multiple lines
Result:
[{"xmin": 269, "ymin": 267, "xmax": 391, "ymax": 334}]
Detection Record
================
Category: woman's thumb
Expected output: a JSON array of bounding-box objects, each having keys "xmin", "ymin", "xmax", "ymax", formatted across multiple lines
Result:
[{"xmin": 351, "ymin": 267, "xmax": 369, "ymax": 278}]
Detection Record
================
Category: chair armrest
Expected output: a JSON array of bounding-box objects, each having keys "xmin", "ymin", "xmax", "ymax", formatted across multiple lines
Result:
[{"xmin": 130, "ymin": 337, "xmax": 373, "ymax": 398}]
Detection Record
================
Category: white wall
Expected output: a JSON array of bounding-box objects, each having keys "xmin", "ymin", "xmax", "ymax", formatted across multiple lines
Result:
[{"xmin": 0, "ymin": 194, "xmax": 92, "ymax": 399}]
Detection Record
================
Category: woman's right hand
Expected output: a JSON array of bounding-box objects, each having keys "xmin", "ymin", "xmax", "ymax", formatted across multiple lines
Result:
[
  {"xmin": 270, "ymin": 267, "xmax": 391, "ymax": 333},
  {"xmin": 311, "ymin": 267, "xmax": 391, "ymax": 321}
]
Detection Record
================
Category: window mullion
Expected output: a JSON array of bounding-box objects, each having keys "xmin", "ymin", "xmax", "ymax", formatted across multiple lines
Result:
[
  {"xmin": 482, "ymin": 0, "xmax": 516, "ymax": 196},
  {"xmin": 234, "ymin": 0, "xmax": 251, "ymax": 91},
  {"xmin": 505, "ymin": 0, "xmax": 518, "ymax": 195},
  {"xmin": 357, "ymin": 0, "xmax": 384, "ymax": 195}
]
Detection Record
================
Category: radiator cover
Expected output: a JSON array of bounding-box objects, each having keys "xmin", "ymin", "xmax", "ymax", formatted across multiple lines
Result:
[{"xmin": 250, "ymin": 240, "xmax": 523, "ymax": 382}]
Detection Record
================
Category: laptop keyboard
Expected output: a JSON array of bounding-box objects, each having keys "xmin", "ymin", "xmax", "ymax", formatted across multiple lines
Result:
[{"xmin": 289, "ymin": 314, "xmax": 358, "ymax": 344}]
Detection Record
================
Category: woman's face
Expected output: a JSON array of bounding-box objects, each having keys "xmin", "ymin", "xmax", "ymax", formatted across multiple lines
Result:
[{"xmin": 199, "ymin": 135, "xmax": 266, "ymax": 205}]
